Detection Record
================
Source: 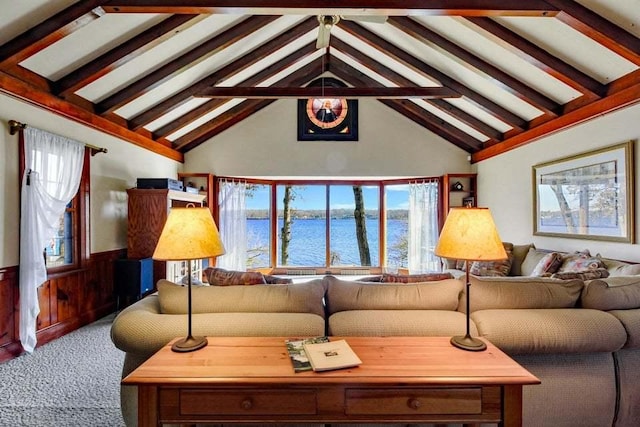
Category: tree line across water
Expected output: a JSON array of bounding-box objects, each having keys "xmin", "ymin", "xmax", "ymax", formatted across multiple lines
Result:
[{"xmin": 246, "ymin": 209, "xmax": 409, "ymax": 220}]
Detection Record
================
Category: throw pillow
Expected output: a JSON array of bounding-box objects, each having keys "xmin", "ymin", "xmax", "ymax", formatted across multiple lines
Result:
[
  {"xmin": 469, "ymin": 250, "xmax": 513, "ymax": 277},
  {"xmin": 530, "ymin": 252, "xmax": 564, "ymax": 277},
  {"xmin": 206, "ymin": 267, "xmax": 266, "ymax": 286},
  {"xmin": 263, "ymin": 274, "xmax": 293, "ymax": 284},
  {"xmin": 381, "ymin": 272, "xmax": 453, "ymax": 283},
  {"xmin": 558, "ymin": 251, "xmax": 605, "ymax": 273},
  {"xmin": 551, "ymin": 268, "xmax": 610, "ymax": 281}
]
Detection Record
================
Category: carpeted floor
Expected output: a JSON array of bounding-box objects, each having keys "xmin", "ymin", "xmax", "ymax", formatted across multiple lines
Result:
[{"xmin": 0, "ymin": 314, "xmax": 125, "ymax": 427}]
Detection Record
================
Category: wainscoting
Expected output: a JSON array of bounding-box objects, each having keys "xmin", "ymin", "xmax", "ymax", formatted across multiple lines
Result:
[{"xmin": 0, "ymin": 249, "xmax": 125, "ymax": 362}]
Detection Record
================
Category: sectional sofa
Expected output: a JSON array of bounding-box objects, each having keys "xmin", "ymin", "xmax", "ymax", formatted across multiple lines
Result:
[{"xmin": 111, "ymin": 263, "xmax": 640, "ymax": 427}]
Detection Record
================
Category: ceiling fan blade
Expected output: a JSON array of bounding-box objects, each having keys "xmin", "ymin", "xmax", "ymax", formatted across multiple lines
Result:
[
  {"xmin": 341, "ymin": 15, "xmax": 388, "ymax": 24},
  {"xmin": 316, "ymin": 24, "xmax": 330, "ymax": 49}
]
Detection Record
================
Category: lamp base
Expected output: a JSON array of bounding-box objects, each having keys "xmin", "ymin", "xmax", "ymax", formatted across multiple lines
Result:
[
  {"xmin": 171, "ymin": 335, "xmax": 208, "ymax": 353},
  {"xmin": 450, "ymin": 335, "xmax": 487, "ymax": 352}
]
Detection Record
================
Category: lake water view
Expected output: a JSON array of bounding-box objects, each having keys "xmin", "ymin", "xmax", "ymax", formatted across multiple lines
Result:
[{"xmin": 246, "ymin": 218, "xmax": 408, "ymax": 267}]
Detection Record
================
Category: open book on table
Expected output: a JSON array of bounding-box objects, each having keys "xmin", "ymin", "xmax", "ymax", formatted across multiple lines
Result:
[{"xmin": 285, "ymin": 337, "xmax": 362, "ymax": 372}]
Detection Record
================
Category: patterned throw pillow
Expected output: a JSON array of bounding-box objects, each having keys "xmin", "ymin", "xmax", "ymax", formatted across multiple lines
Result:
[
  {"xmin": 263, "ymin": 274, "xmax": 293, "ymax": 284},
  {"xmin": 469, "ymin": 250, "xmax": 513, "ymax": 277},
  {"xmin": 381, "ymin": 272, "xmax": 454, "ymax": 283},
  {"xmin": 530, "ymin": 252, "xmax": 564, "ymax": 277},
  {"xmin": 551, "ymin": 268, "xmax": 610, "ymax": 281},
  {"xmin": 558, "ymin": 251, "xmax": 605, "ymax": 273},
  {"xmin": 206, "ymin": 268, "xmax": 267, "ymax": 286}
]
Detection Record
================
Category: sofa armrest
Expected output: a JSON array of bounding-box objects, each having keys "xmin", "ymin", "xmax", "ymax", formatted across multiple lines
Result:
[
  {"xmin": 471, "ymin": 308, "xmax": 626, "ymax": 354},
  {"xmin": 110, "ymin": 295, "xmax": 326, "ymax": 357}
]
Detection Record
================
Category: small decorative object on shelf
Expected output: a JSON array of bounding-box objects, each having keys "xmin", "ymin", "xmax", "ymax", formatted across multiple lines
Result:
[{"xmin": 452, "ymin": 181, "xmax": 464, "ymax": 191}]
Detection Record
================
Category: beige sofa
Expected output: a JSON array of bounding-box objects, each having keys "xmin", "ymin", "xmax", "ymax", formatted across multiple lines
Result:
[{"xmin": 111, "ymin": 272, "xmax": 640, "ymax": 427}]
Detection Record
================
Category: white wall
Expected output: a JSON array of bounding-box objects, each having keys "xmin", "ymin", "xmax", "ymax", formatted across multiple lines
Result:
[
  {"xmin": 477, "ymin": 103, "xmax": 640, "ymax": 262},
  {"xmin": 185, "ymin": 98, "xmax": 472, "ymax": 178},
  {"xmin": 0, "ymin": 93, "xmax": 180, "ymax": 268}
]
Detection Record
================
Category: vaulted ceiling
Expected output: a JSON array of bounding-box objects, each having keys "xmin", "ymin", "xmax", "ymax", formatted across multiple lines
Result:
[{"xmin": 1, "ymin": 1, "xmax": 638, "ymax": 163}]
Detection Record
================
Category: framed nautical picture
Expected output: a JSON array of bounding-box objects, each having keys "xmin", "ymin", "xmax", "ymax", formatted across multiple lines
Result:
[{"xmin": 297, "ymin": 77, "xmax": 358, "ymax": 141}]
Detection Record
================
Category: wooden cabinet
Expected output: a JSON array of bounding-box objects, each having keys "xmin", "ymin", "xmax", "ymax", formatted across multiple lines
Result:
[
  {"xmin": 126, "ymin": 188, "xmax": 206, "ymax": 285},
  {"xmin": 441, "ymin": 173, "xmax": 477, "ymax": 228}
]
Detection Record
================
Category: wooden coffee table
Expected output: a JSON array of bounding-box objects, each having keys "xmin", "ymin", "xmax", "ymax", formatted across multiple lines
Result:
[{"xmin": 123, "ymin": 336, "xmax": 539, "ymax": 426}]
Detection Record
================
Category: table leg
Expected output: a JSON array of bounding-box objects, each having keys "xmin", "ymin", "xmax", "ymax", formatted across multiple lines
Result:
[
  {"xmin": 502, "ymin": 384, "xmax": 523, "ymax": 427},
  {"xmin": 137, "ymin": 385, "xmax": 159, "ymax": 427}
]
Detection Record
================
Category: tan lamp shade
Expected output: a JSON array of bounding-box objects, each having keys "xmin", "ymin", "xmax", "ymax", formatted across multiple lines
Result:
[
  {"xmin": 435, "ymin": 207, "xmax": 507, "ymax": 262},
  {"xmin": 153, "ymin": 207, "xmax": 226, "ymax": 261}
]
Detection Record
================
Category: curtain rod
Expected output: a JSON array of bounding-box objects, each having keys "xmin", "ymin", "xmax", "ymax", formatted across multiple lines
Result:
[{"xmin": 8, "ymin": 119, "xmax": 108, "ymax": 156}]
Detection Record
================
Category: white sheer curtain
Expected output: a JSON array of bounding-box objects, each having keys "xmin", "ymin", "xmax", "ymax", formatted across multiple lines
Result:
[
  {"xmin": 408, "ymin": 180, "xmax": 440, "ymax": 273},
  {"xmin": 19, "ymin": 127, "xmax": 85, "ymax": 353},
  {"xmin": 217, "ymin": 179, "xmax": 247, "ymax": 270}
]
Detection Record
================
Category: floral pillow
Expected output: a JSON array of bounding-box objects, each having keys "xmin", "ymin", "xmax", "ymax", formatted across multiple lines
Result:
[
  {"xmin": 558, "ymin": 251, "xmax": 605, "ymax": 273},
  {"xmin": 469, "ymin": 250, "xmax": 513, "ymax": 277},
  {"xmin": 530, "ymin": 252, "xmax": 564, "ymax": 277},
  {"xmin": 206, "ymin": 268, "xmax": 267, "ymax": 286}
]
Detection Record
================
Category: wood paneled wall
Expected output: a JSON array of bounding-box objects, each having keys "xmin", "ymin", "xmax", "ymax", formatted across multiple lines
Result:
[{"xmin": 0, "ymin": 248, "xmax": 125, "ymax": 363}]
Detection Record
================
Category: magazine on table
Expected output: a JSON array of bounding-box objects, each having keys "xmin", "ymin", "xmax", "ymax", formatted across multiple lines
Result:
[{"xmin": 285, "ymin": 337, "xmax": 362, "ymax": 372}]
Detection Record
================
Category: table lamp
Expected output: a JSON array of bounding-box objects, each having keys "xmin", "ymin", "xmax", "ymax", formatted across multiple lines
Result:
[
  {"xmin": 153, "ymin": 206, "xmax": 225, "ymax": 352},
  {"xmin": 434, "ymin": 207, "xmax": 506, "ymax": 351}
]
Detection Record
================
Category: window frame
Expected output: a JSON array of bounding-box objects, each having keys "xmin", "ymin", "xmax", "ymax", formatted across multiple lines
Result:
[
  {"xmin": 217, "ymin": 176, "xmax": 441, "ymax": 272},
  {"xmin": 19, "ymin": 135, "xmax": 90, "ymax": 275}
]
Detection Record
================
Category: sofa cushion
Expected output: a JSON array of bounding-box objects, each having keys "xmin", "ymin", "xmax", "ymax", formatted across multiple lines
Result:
[
  {"xmin": 602, "ymin": 258, "xmax": 640, "ymax": 276},
  {"xmin": 462, "ymin": 276, "xmax": 583, "ymax": 313},
  {"xmin": 263, "ymin": 274, "xmax": 294, "ymax": 284},
  {"xmin": 381, "ymin": 272, "xmax": 453, "ymax": 283},
  {"xmin": 324, "ymin": 276, "xmax": 463, "ymax": 314},
  {"xmin": 607, "ymin": 309, "xmax": 640, "ymax": 349},
  {"xmin": 157, "ymin": 279, "xmax": 326, "ymax": 317},
  {"xmin": 205, "ymin": 267, "xmax": 267, "ymax": 285},
  {"xmin": 510, "ymin": 243, "xmax": 534, "ymax": 276},
  {"xmin": 471, "ymin": 308, "xmax": 627, "ymax": 354},
  {"xmin": 328, "ymin": 310, "xmax": 474, "ymax": 337},
  {"xmin": 530, "ymin": 252, "xmax": 564, "ymax": 277},
  {"xmin": 581, "ymin": 276, "xmax": 640, "ymax": 310}
]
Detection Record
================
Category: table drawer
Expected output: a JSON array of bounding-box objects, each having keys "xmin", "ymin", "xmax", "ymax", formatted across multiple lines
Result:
[
  {"xmin": 179, "ymin": 389, "xmax": 317, "ymax": 416},
  {"xmin": 346, "ymin": 387, "xmax": 482, "ymax": 415}
]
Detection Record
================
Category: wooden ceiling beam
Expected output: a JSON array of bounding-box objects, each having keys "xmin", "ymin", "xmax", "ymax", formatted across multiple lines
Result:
[
  {"xmin": 195, "ymin": 86, "xmax": 461, "ymax": 99},
  {"xmin": 129, "ymin": 17, "xmax": 318, "ymax": 130},
  {"xmin": 338, "ymin": 20, "xmax": 526, "ymax": 132},
  {"xmin": 152, "ymin": 41, "xmax": 319, "ymax": 139},
  {"xmin": 472, "ymin": 81, "xmax": 640, "ymax": 162},
  {"xmin": 464, "ymin": 17, "xmax": 605, "ymax": 98},
  {"xmin": 0, "ymin": 70, "xmax": 183, "ymax": 162},
  {"xmin": 330, "ymin": 37, "xmax": 503, "ymax": 142},
  {"xmin": 389, "ymin": 17, "xmax": 560, "ymax": 118},
  {"xmin": 54, "ymin": 14, "xmax": 202, "ymax": 96},
  {"xmin": 96, "ymin": 15, "xmax": 279, "ymax": 114},
  {"xmin": 330, "ymin": 59, "xmax": 483, "ymax": 152},
  {"xmin": 173, "ymin": 60, "xmax": 324, "ymax": 151},
  {"xmin": 545, "ymin": 0, "xmax": 640, "ymax": 66},
  {"xmin": 102, "ymin": 1, "xmax": 559, "ymax": 16},
  {"xmin": 0, "ymin": 1, "xmax": 108, "ymax": 68}
]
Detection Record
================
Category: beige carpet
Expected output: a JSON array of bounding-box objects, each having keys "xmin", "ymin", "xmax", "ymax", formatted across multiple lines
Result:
[{"xmin": 0, "ymin": 314, "xmax": 125, "ymax": 426}]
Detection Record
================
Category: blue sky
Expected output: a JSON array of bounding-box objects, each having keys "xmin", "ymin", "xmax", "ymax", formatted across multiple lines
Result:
[{"xmin": 246, "ymin": 184, "xmax": 410, "ymax": 210}]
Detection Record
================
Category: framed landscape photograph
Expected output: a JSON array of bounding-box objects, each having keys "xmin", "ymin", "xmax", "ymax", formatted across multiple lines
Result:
[{"xmin": 533, "ymin": 141, "xmax": 635, "ymax": 243}]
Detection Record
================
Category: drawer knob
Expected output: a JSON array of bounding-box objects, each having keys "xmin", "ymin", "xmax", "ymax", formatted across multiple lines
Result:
[
  {"xmin": 241, "ymin": 398, "xmax": 253, "ymax": 410},
  {"xmin": 408, "ymin": 398, "xmax": 422, "ymax": 410}
]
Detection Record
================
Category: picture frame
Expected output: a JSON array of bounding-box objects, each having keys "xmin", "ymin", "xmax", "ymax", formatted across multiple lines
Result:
[
  {"xmin": 297, "ymin": 77, "xmax": 358, "ymax": 141},
  {"xmin": 532, "ymin": 141, "xmax": 635, "ymax": 243}
]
